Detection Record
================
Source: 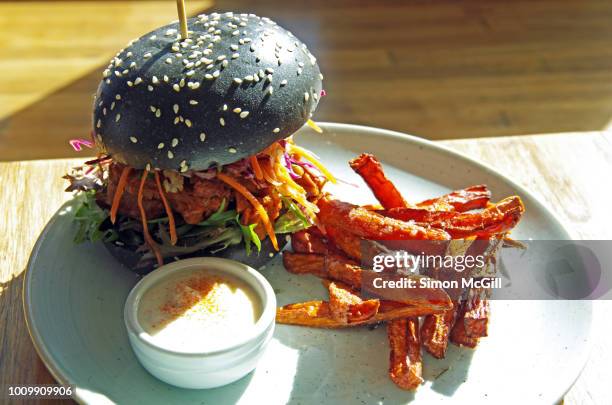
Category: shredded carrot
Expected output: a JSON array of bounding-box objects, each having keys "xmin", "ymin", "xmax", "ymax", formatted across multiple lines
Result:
[
  {"xmin": 260, "ymin": 159, "xmax": 281, "ymax": 185},
  {"xmin": 137, "ymin": 169, "xmax": 163, "ymax": 267},
  {"xmin": 110, "ymin": 166, "xmax": 132, "ymax": 224},
  {"xmin": 154, "ymin": 171, "xmax": 177, "ymax": 245},
  {"xmin": 217, "ymin": 172, "xmax": 279, "ymax": 251},
  {"xmin": 250, "ymin": 156, "xmax": 264, "ymax": 180}
]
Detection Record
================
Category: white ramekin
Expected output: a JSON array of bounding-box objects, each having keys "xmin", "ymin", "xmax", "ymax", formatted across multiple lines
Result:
[{"xmin": 123, "ymin": 257, "xmax": 276, "ymax": 389}]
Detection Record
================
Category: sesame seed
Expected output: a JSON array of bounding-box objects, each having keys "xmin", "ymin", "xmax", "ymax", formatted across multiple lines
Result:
[
  {"xmin": 103, "ymin": 108, "xmax": 107, "ymax": 115},
  {"xmin": 173, "ymin": 84, "xmax": 180, "ymax": 92},
  {"xmin": 205, "ymin": 73, "xmax": 213, "ymax": 80},
  {"xmin": 147, "ymin": 85, "xmax": 154, "ymax": 91},
  {"xmin": 146, "ymin": 163, "xmax": 152, "ymax": 171},
  {"xmin": 217, "ymin": 55, "xmax": 226, "ymax": 61},
  {"xmin": 165, "ymin": 58, "xmax": 173, "ymax": 64},
  {"xmin": 126, "ymin": 51, "xmax": 133, "ymax": 57},
  {"xmin": 298, "ymin": 62, "xmax": 304, "ymax": 67},
  {"xmin": 163, "ymin": 75, "xmax": 169, "ymax": 82},
  {"xmin": 186, "ymin": 70, "xmax": 195, "ymax": 78},
  {"xmin": 173, "ymin": 104, "xmax": 179, "ymax": 114},
  {"xmin": 232, "ymin": 53, "xmax": 239, "ymax": 59},
  {"xmin": 168, "ymin": 151, "xmax": 174, "ymax": 159},
  {"xmin": 189, "ymin": 100, "xmax": 198, "ymax": 105},
  {"xmin": 149, "ymin": 106, "xmax": 156, "ymax": 112},
  {"xmin": 127, "ymin": 80, "xmax": 133, "ymax": 87},
  {"xmin": 185, "ymin": 119, "xmax": 192, "ymax": 127},
  {"xmin": 115, "ymin": 114, "xmax": 121, "ymax": 122},
  {"xmin": 96, "ymin": 119, "xmax": 101, "ymax": 128},
  {"xmin": 230, "ymin": 44, "xmax": 238, "ymax": 51},
  {"xmin": 223, "ymin": 104, "xmax": 228, "ymax": 111},
  {"xmin": 110, "ymin": 102, "xmax": 115, "ymax": 110},
  {"xmin": 222, "ymin": 60, "xmax": 229, "ymax": 68},
  {"xmin": 273, "ymin": 127, "xmax": 280, "ymax": 133},
  {"xmin": 220, "ymin": 117, "xmax": 225, "ymax": 126},
  {"xmin": 233, "ymin": 77, "xmax": 243, "ymax": 84},
  {"xmin": 179, "ymin": 78, "xmax": 185, "ymax": 87},
  {"xmin": 239, "ymin": 111, "xmax": 249, "ymax": 118},
  {"xmin": 171, "ymin": 138, "xmax": 179, "ymax": 147},
  {"xmin": 232, "ymin": 30, "xmax": 239, "ymax": 36},
  {"xmin": 297, "ymin": 68, "xmax": 302, "ymax": 75},
  {"xmin": 144, "ymin": 52, "xmax": 152, "ymax": 59},
  {"xmin": 319, "ymin": 73, "xmax": 324, "ymax": 80},
  {"xmin": 213, "ymin": 70, "xmax": 220, "ymax": 78},
  {"xmin": 174, "ymin": 117, "xmax": 180, "ymax": 125},
  {"xmin": 134, "ymin": 77, "xmax": 142, "ymax": 85},
  {"xmin": 191, "ymin": 82, "xmax": 201, "ymax": 89},
  {"xmin": 304, "ymin": 92, "xmax": 309, "ymax": 102},
  {"xmin": 233, "ymin": 107, "xmax": 242, "ymax": 113},
  {"xmin": 228, "ymin": 147, "xmax": 237, "ymax": 154},
  {"xmin": 280, "ymin": 79, "xmax": 287, "ymax": 86},
  {"xmin": 267, "ymin": 87, "xmax": 273, "ymax": 95},
  {"xmin": 266, "ymin": 68, "xmax": 274, "ymax": 74},
  {"xmin": 130, "ymin": 136, "xmax": 138, "ymax": 143},
  {"xmin": 103, "ymin": 69, "xmax": 111, "ymax": 78},
  {"xmin": 200, "ymin": 132, "xmax": 206, "ymax": 141},
  {"xmin": 158, "ymin": 143, "xmax": 165, "ymax": 149}
]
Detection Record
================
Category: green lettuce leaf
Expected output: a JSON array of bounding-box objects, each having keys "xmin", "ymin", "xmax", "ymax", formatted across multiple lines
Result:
[{"xmin": 72, "ymin": 190, "xmax": 117, "ymax": 244}]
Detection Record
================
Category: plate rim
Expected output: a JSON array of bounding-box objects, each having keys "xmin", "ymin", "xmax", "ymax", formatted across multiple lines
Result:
[{"xmin": 23, "ymin": 122, "xmax": 591, "ymax": 404}]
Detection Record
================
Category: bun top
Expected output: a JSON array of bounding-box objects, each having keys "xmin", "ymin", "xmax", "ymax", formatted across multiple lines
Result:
[{"xmin": 93, "ymin": 12, "xmax": 323, "ymax": 172}]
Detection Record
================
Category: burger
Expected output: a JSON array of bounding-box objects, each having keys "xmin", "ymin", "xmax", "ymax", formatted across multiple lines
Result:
[{"xmin": 64, "ymin": 12, "xmax": 335, "ymax": 273}]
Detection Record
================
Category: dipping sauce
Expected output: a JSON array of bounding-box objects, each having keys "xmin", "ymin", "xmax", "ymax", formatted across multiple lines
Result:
[{"xmin": 137, "ymin": 269, "xmax": 262, "ymax": 352}]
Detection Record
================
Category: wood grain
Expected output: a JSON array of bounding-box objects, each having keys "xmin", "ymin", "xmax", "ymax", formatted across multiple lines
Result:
[
  {"xmin": 0, "ymin": 133, "xmax": 610, "ymax": 403},
  {"xmin": 4, "ymin": 0, "xmax": 612, "ymax": 160}
]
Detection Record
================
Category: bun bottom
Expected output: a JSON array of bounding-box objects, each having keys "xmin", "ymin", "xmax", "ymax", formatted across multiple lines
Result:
[{"xmin": 104, "ymin": 235, "xmax": 287, "ymax": 275}]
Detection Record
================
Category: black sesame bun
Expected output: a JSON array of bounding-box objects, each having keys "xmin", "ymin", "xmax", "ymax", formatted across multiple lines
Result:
[{"xmin": 94, "ymin": 12, "xmax": 323, "ymax": 172}]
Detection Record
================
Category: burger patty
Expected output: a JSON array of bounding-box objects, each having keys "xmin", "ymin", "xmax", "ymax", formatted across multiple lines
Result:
[{"xmin": 99, "ymin": 163, "xmax": 232, "ymax": 224}]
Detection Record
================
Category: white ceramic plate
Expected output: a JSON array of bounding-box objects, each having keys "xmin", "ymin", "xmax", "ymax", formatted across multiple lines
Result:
[{"xmin": 24, "ymin": 123, "xmax": 592, "ymax": 404}]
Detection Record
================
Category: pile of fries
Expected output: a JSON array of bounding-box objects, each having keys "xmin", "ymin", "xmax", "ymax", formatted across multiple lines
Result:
[{"xmin": 277, "ymin": 153, "xmax": 525, "ymax": 391}]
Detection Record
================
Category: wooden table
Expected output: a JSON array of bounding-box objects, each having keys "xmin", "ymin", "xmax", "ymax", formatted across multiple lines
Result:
[{"xmin": 1, "ymin": 131, "xmax": 610, "ymax": 404}]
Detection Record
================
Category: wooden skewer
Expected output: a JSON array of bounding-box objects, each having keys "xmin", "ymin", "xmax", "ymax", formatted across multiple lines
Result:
[{"xmin": 176, "ymin": 0, "xmax": 189, "ymax": 39}]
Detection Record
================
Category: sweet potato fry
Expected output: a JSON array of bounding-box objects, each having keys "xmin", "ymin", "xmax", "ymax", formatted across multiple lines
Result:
[
  {"xmin": 426, "ymin": 196, "xmax": 525, "ymax": 238},
  {"xmin": 381, "ymin": 207, "xmax": 458, "ymax": 223},
  {"xmin": 417, "ymin": 185, "xmax": 491, "ymax": 212},
  {"xmin": 349, "ymin": 153, "xmax": 408, "ymax": 209},
  {"xmin": 463, "ymin": 296, "xmax": 490, "ymax": 338},
  {"xmin": 326, "ymin": 281, "xmax": 380, "ymax": 324},
  {"xmin": 283, "ymin": 252, "xmax": 363, "ymax": 288},
  {"xmin": 325, "ymin": 227, "xmax": 363, "ymax": 261},
  {"xmin": 317, "ymin": 197, "xmax": 450, "ymax": 241},
  {"xmin": 283, "ymin": 252, "xmax": 453, "ymax": 310},
  {"xmin": 387, "ymin": 318, "xmax": 423, "ymax": 390},
  {"xmin": 291, "ymin": 230, "xmax": 329, "ymax": 255},
  {"xmin": 277, "ymin": 299, "xmax": 446, "ymax": 328},
  {"xmin": 449, "ymin": 300, "xmax": 480, "ymax": 348},
  {"xmin": 282, "ymin": 252, "xmax": 328, "ymax": 279},
  {"xmin": 420, "ymin": 306, "xmax": 458, "ymax": 359}
]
